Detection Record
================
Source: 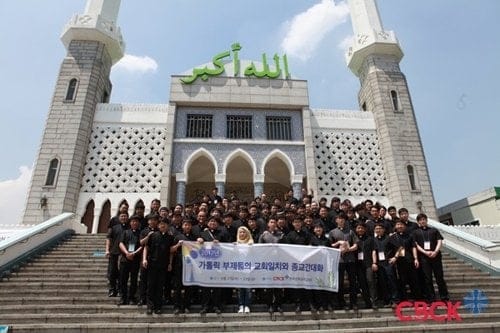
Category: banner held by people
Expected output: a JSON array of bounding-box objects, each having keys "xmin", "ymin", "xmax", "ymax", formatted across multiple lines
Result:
[{"xmin": 182, "ymin": 242, "xmax": 340, "ymax": 292}]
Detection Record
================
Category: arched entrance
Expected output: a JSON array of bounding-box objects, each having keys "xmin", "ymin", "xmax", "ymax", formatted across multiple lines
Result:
[
  {"xmin": 225, "ymin": 155, "xmax": 254, "ymax": 203},
  {"xmin": 186, "ymin": 156, "xmax": 215, "ymax": 203},
  {"xmin": 81, "ymin": 200, "xmax": 94, "ymax": 233},
  {"xmin": 97, "ymin": 200, "xmax": 111, "ymax": 233},
  {"xmin": 264, "ymin": 157, "xmax": 291, "ymax": 201}
]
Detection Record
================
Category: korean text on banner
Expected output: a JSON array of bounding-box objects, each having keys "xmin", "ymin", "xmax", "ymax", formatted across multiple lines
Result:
[{"xmin": 181, "ymin": 242, "xmax": 340, "ymax": 292}]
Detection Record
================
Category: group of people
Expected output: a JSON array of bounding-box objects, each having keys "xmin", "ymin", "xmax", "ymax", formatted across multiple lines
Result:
[{"xmin": 105, "ymin": 188, "xmax": 450, "ymax": 315}]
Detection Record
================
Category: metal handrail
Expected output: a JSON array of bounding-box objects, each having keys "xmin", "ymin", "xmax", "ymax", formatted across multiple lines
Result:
[
  {"xmin": 409, "ymin": 215, "xmax": 500, "ymax": 250},
  {"xmin": 0, "ymin": 212, "xmax": 74, "ymax": 254}
]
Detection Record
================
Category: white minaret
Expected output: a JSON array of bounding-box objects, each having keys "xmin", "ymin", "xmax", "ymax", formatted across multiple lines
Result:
[
  {"xmin": 23, "ymin": 0, "xmax": 125, "ymax": 225},
  {"xmin": 346, "ymin": 0, "xmax": 403, "ymax": 76},
  {"xmin": 61, "ymin": 0, "xmax": 124, "ymax": 64},
  {"xmin": 345, "ymin": 0, "xmax": 437, "ymax": 217}
]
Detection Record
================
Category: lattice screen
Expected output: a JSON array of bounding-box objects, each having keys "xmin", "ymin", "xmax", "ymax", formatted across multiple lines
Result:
[
  {"xmin": 81, "ymin": 127, "xmax": 166, "ymax": 192},
  {"xmin": 312, "ymin": 131, "xmax": 386, "ymax": 196}
]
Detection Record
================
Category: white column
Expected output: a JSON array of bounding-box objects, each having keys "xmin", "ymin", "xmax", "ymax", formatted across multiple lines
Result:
[
  {"xmin": 348, "ymin": 0, "xmax": 383, "ymax": 37},
  {"xmin": 215, "ymin": 174, "xmax": 226, "ymax": 198},
  {"xmin": 254, "ymin": 174, "xmax": 265, "ymax": 199},
  {"xmin": 91, "ymin": 207, "xmax": 102, "ymax": 234},
  {"xmin": 176, "ymin": 173, "xmax": 187, "ymax": 205},
  {"xmin": 84, "ymin": 0, "xmax": 121, "ymax": 23}
]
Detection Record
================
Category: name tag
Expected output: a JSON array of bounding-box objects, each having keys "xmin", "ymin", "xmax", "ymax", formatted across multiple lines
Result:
[
  {"xmin": 128, "ymin": 243, "xmax": 136, "ymax": 252},
  {"xmin": 358, "ymin": 252, "xmax": 364, "ymax": 260},
  {"xmin": 378, "ymin": 252, "xmax": 385, "ymax": 261},
  {"xmin": 424, "ymin": 241, "xmax": 431, "ymax": 250}
]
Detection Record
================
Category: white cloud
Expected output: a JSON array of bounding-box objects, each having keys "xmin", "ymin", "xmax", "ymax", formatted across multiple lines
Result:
[
  {"xmin": 338, "ymin": 34, "xmax": 354, "ymax": 52},
  {"xmin": 113, "ymin": 54, "xmax": 158, "ymax": 73},
  {"xmin": 0, "ymin": 166, "xmax": 32, "ymax": 226},
  {"xmin": 281, "ymin": 0, "xmax": 350, "ymax": 61}
]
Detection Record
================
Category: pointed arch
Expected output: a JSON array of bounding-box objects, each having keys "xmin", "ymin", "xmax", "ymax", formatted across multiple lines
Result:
[
  {"xmin": 261, "ymin": 149, "xmax": 295, "ymax": 183},
  {"xmin": 80, "ymin": 199, "xmax": 94, "ymax": 234},
  {"xmin": 223, "ymin": 149, "xmax": 256, "ymax": 177},
  {"xmin": 224, "ymin": 149, "xmax": 255, "ymax": 202},
  {"xmin": 98, "ymin": 199, "xmax": 111, "ymax": 233},
  {"xmin": 184, "ymin": 148, "xmax": 218, "ymax": 180}
]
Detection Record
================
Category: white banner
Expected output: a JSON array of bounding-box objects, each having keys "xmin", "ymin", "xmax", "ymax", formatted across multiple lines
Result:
[{"xmin": 182, "ymin": 242, "xmax": 340, "ymax": 292}]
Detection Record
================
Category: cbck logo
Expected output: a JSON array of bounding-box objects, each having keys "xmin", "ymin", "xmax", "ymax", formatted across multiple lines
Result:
[
  {"xmin": 199, "ymin": 247, "xmax": 222, "ymax": 259},
  {"xmin": 395, "ymin": 289, "xmax": 488, "ymax": 322}
]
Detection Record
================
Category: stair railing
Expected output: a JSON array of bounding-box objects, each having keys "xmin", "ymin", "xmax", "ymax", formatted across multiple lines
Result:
[
  {"xmin": 0, "ymin": 212, "xmax": 80, "ymax": 278},
  {"xmin": 411, "ymin": 214, "xmax": 500, "ymax": 275}
]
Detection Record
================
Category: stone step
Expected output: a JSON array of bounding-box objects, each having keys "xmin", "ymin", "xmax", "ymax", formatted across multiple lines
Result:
[
  {"xmin": 4, "ymin": 313, "xmax": 500, "ymax": 333},
  {"xmin": 0, "ymin": 291, "xmax": 500, "ymax": 306},
  {"xmin": 8, "ymin": 272, "xmax": 496, "ymax": 283},
  {"xmin": 0, "ymin": 301, "xmax": 498, "ymax": 315},
  {"xmin": 2, "ymin": 279, "xmax": 499, "ymax": 290}
]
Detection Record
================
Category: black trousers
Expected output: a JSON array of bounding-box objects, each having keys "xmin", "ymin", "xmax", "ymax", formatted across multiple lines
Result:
[
  {"xmin": 376, "ymin": 261, "xmax": 399, "ymax": 303},
  {"xmin": 172, "ymin": 262, "xmax": 193, "ymax": 310},
  {"xmin": 395, "ymin": 258, "xmax": 421, "ymax": 300},
  {"xmin": 119, "ymin": 258, "xmax": 140, "ymax": 301},
  {"xmin": 107, "ymin": 254, "xmax": 120, "ymax": 291},
  {"xmin": 420, "ymin": 254, "xmax": 449, "ymax": 301},
  {"xmin": 337, "ymin": 262, "xmax": 357, "ymax": 306},
  {"xmin": 147, "ymin": 263, "xmax": 166, "ymax": 311},
  {"xmin": 139, "ymin": 267, "xmax": 148, "ymax": 302},
  {"xmin": 355, "ymin": 263, "xmax": 377, "ymax": 306},
  {"xmin": 201, "ymin": 287, "xmax": 222, "ymax": 311}
]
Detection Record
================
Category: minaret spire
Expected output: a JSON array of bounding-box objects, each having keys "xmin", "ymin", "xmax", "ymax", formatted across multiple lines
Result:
[
  {"xmin": 346, "ymin": 0, "xmax": 402, "ymax": 76},
  {"xmin": 349, "ymin": 0, "xmax": 383, "ymax": 38},
  {"xmin": 84, "ymin": 0, "xmax": 120, "ymax": 23},
  {"xmin": 61, "ymin": 0, "xmax": 124, "ymax": 64}
]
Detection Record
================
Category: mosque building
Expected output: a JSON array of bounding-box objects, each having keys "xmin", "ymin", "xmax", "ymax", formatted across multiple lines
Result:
[{"xmin": 22, "ymin": 0, "xmax": 437, "ymax": 232}]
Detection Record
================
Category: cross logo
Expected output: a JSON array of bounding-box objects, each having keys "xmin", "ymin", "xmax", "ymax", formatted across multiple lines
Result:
[{"xmin": 463, "ymin": 289, "xmax": 488, "ymax": 315}]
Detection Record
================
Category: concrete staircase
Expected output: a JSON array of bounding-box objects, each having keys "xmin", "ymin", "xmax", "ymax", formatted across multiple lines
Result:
[{"xmin": 1, "ymin": 233, "xmax": 500, "ymax": 333}]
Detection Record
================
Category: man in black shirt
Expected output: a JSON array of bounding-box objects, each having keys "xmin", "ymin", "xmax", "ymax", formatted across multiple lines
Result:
[
  {"xmin": 328, "ymin": 213, "xmax": 358, "ymax": 310},
  {"xmin": 284, "ymin": 216, "xmax": 310, "ymax": 313},
  {"xmin": 399, "ymin": 208, "xmax": 418, "ymax": 234},
  {"xmin": 354, "ymin": 222, "xmax": 378, "ymax": 309},
  {"xmin": 171, "ymin": 219, "xmax": 198, "ymax": 314},
  {"xmin": 413, "ymin": 213, "xmax": 449, "ymax": 302},
  {"xmin": 118, "ymin": 215, "xmax": 142, "ymax": 305},
  {"xmin": 137, "ymin": 214, "xmax": 159, "ymax": 306},
  {"xmin": 142, "ymin": 218, "xmax": 174, "ymax": 314},
  {"xmin": 373, "ymin": 223, "xmax": 398, "ymax": 307},
  {"xmin": 197, "ymin": 217, "xmax": 230, "ymax": 314},
  {"xmin": 387, "ymin": 220, "xmax": 421, "ymax": 302},
  {"xmin": 106, "ymin": 211, "xmax": 129, "ymax": 297}
]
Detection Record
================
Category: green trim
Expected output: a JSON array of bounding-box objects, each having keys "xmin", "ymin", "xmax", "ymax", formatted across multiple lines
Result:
[{"xmin": 494, "ymin": 186, "xmax": 500, "ymax": 199}]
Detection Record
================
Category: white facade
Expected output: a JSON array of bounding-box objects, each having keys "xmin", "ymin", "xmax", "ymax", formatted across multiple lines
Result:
[{"xmin": 438, "ymin": 187, "xmax": 500, "ymax": 226}]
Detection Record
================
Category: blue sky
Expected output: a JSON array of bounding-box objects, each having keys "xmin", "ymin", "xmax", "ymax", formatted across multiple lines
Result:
[{"xmin": 0, "ymin": 0, "xmax": 499, "ymax": 224}]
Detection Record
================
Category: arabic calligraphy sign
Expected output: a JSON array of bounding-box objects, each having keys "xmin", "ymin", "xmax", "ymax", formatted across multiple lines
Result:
[{"xmin": 180, "ymin": 42, "xmax": 291, "ymax": 84}]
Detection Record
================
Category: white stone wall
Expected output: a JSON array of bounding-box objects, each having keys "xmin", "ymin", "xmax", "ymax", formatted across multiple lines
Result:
[
  {"xmin": 76, "ymin": 103, "xmax": 169, "ymax": 226},
  {"xmin": 310, "ymin": 109, "xmax": 387, "ymax": 201}
]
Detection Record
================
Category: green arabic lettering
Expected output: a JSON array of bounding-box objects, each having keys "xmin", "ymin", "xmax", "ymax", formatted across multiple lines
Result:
[
  {"xmin": 231, "ymin": 42, "xmax": 241, "ymax": 77},
  {"xmin": 283, "ymin": 54, "xmax": 290, "ymax": 78},
  {"xmin": 180, "ymin": 49, "xmax": 230, "ymax": 84},
  {"xmin": 265, "ymin": 53, "xmax": 281, "ymax": 79}
]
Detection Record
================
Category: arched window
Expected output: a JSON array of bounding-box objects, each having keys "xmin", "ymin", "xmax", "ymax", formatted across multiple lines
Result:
[
  {"xmin": 390, "ymin": 90, "xmax": 400, "ymax": 111},
  {"xmin": 407, "ymin": 165, "xmax": 417, "ymax": 191},
  {"xmin": 65, "ymin": 78, "xmax": 78, "ymax": 101},
  {"xmin": 44, "ymin": 158, "xmax": 60, "ymax": 186}
]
